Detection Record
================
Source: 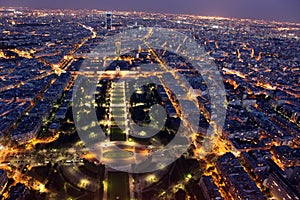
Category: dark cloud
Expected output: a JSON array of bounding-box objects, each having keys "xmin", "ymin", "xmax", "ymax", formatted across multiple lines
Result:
[{"xmin": 1, "ymin": 0, "xmax": 299, "ymax": 23}]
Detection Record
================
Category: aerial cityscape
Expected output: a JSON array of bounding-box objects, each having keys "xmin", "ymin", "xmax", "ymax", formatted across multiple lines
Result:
[{"xmin": 0, "ymin": 5, "xmax": 299, "ymax": 200}]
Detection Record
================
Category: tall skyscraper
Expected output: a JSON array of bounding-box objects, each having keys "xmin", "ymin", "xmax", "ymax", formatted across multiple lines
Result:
[{"xmin": 106, "ymin": 12, "xmax": 112, "ymax": 30}]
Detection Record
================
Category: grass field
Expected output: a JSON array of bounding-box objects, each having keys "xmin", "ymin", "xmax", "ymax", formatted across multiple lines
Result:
[
  {"xmin": 103, "ymin": 150, "xmax": 133, "ymax": 159},
  {"xmin": 111, "ymin": 98, "xmax": 124, "ymax": 105},
  {"xmin": 107, "ymin": 172, "xmax": 130, "ymax": 200},
  {"xmin": 111, "ymin": 107, "xmax": 126, "ymax": 116},
  {"xmin": 110, "ymin": 126, "xmax": 126, "ymax": 141}
]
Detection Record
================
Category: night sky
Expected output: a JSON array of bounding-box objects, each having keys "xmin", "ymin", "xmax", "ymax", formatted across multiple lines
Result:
[{"xmin": 2, "ymin": 0, "xmax": 300, "ymax": 23}]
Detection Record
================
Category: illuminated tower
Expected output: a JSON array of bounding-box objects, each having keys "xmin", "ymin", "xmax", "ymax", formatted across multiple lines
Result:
[{"xmin": 105, "ymin": 12, "xmax": 112, "ymax": 30}]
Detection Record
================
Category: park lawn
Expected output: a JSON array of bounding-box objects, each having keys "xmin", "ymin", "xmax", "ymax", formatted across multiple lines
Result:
[
  {"xmin": 110, "ymin": 126, "xmax": 126, "ymax": 141},
  {"xmin": 107, "ymin": 172, "xmax": 130, "ymax": 200}
]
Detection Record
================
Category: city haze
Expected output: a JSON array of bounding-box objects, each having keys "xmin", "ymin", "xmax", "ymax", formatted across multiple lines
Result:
[{"xmin": 1, "ymin": 0, "xmax": 300, "ymax": 23}]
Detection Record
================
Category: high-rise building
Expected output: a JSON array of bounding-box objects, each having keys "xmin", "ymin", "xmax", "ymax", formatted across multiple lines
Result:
[{"xmin": 105, "ymin": 12, "xmax": 112, "ymax": 30}]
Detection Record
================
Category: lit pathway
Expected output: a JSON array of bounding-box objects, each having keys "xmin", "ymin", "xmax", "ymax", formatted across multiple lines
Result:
[{"xmin": 105, "ymin": 80, "xmax": 133, "ymax": 200}]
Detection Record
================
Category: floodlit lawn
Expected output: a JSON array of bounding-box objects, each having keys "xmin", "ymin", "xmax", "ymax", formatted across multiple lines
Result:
[
  {"xmin": 107, "ymin": 172, "xmax": 130, "ymax": 200},
  {"xmin": 111, "ymin": 98, "xmax": 124, "ymax": 105},
  {"xmin": 103, "ymin": 150, "xmax": 133, "ymax": 159},
  {"xmin": 110, "ymin": 126, "xmax": 126, "ymax": 141},
  {"xmin": 111, "ymin": 107, "xmax": 125, "ymax": 116}
]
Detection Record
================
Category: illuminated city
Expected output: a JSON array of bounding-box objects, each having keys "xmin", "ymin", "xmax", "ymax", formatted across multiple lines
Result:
[{"xmin": 0, "ymin": 5, "xmax": 299, "ymax": 200}]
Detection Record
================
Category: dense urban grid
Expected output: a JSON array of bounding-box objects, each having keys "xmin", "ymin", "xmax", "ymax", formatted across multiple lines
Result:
[{"xmin": 0, "ymin": 7, "xmax": 299, "ymax": 200}]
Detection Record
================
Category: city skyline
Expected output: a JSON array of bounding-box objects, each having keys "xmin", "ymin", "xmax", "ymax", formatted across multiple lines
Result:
[
  {"xmin": 1, "ymin": 0, "xmax": 300, "ymax": 23},
  {"xmin": 0, "ymin": 6, "xmax": 299, "ymax": 200}
]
